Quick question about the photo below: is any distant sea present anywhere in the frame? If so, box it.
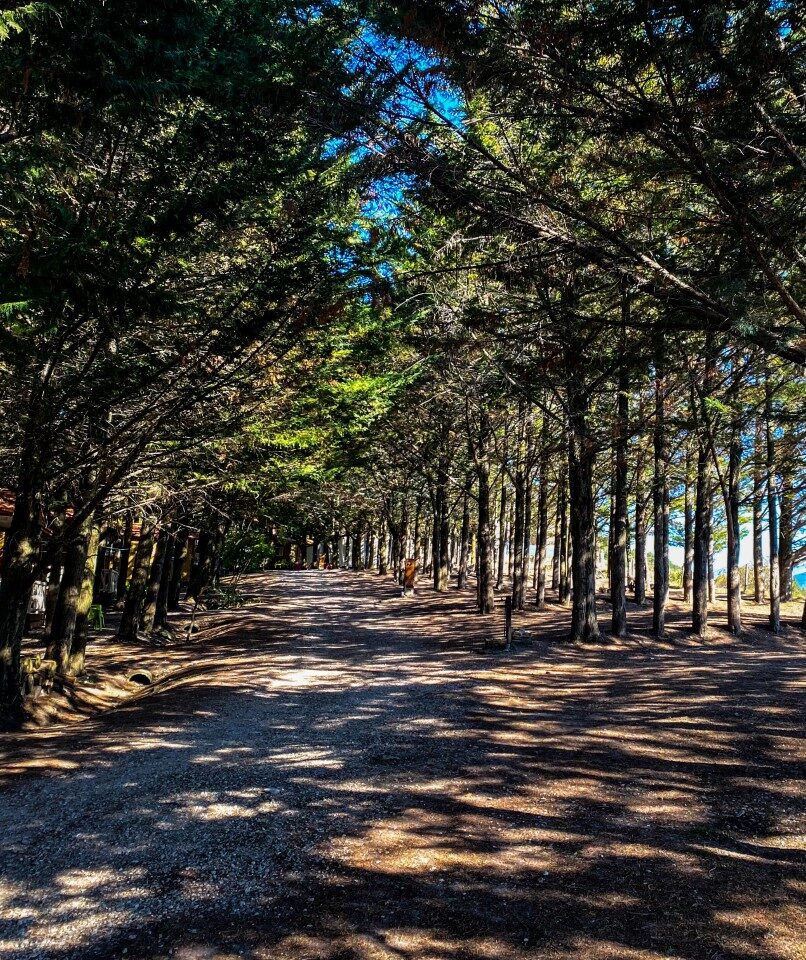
[796,572,806,589]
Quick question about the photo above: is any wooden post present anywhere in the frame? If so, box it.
[504,596,513,650]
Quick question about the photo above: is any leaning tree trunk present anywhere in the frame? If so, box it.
[611,336,629,637]
[66,520,101,677]
[567,382,599,643]
[118,520,156,643]
[0,467,42,723]
[476,411,495,614]
[652,352,669,639]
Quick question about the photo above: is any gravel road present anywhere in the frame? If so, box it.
[1,571,804,960]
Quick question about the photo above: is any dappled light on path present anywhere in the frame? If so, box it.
[1,571,804,960]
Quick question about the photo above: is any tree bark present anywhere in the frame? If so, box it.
[118,520,156,642]
[512,412,527,609]
[726,406,743,635]
[558,466,570,605]
[753,418,764,602]
[46,512,95,674]
[457,489,470,589]
[378,515,388,575]
[117,513,133,603]
[683,444,694,604]
[567,382,599,642]
[611,333,629,637]
[168,526,190,610]
[154,529,177,629]
[765,374,780,632]
[141,528,169,633]
[779,458,794,602]
[535,438,549,609]
[476,411,495,614]
[496,474,507,590]
[66,520,101,677]
[652,352,669,639]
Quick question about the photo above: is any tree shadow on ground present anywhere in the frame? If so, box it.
[0,571,804,960]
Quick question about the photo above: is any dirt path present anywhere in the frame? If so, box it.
[1,572,804,960]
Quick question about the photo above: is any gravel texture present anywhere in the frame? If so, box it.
[0,571,804,960]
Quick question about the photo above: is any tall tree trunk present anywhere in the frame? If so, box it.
[168,526,190,610]
[117,513,133,602]
[683,444,694,604]
[46,512,94,673]
[693,452,710,636]
[118,520,156,642]
[154,529,177,629]
[765,374,780,633]
[567,382,599,642]
[476,411,495,614]
[141,528,169,633]
[551,497,561,591]
[535,434,549,609]
[558,466,570,605]
[378,515,388,575]
[707,493,715,605]
[187,528,212,602]
[399,500,409,586]
[652,352,669,639]
[726,411,743,635]
[512,410,527,609]
[779,459,794,602]
[66,520,101,677]
[457,490,470,590]
[611,333,629,637]
[753,419,764,602]
[438,493,449,592]
[496,475,507,590]
[522,464,533,601]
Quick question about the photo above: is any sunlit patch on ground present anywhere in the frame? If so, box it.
[0,571,804,960]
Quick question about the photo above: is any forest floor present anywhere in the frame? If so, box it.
[0,571,804,960]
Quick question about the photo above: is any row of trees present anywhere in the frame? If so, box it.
[1,0,803,723]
